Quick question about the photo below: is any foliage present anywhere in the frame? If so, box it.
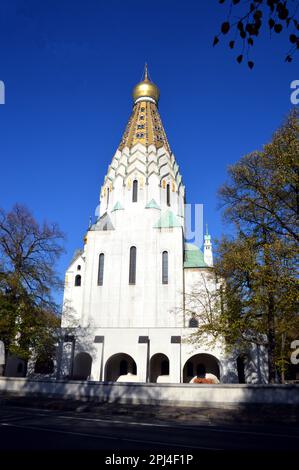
[214,0,299,67]
[0,204,64,370]
[189,110,299,382]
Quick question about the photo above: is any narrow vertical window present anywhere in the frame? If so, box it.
[166,184,170,206]
[75,274,81,286]
[132,180,138,202]
[106,187,110,209]
[162,251,168,284]
[129,246,136,284]
[98,253,104,286]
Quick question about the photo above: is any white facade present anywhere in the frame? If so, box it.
[60,70,266,385]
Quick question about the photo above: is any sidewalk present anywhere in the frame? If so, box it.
[1,395,298,428]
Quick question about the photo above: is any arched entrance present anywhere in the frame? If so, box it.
[34,357,54,375]
[73,352,92,380]
[105,353,137,382]
[150,353,170,383]
[237,355,246,384]
[183,353,220,383]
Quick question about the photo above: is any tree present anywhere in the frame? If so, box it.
[215,234,298,383]
[219,110,299,382]
[214,0,299,67]
[0,204,65,373]
[189,110,299,383]
[219,109,299,246]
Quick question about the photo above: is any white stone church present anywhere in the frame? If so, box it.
[60,67,266,384]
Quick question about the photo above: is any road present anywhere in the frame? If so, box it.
[0,405,297,464]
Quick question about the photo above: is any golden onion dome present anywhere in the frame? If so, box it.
[132,64,160,104]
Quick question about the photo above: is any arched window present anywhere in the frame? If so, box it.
[166,184,170,206]
[75,274,81,286]
[129,246,137,284]
[77,265,81,271]
[98,253,104,286]
[162,251,168,284]
[132,180,138,202]
[106,187,110,209]
[189,315,199,327]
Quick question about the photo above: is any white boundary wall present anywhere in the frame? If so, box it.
[0,378,298,406]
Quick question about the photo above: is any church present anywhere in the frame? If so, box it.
[60,66,266,385]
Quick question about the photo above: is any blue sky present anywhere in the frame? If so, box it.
[0,1,297,304]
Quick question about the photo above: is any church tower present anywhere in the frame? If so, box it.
[98,64,185,221]
[61,66,234,385]
[62,65,186,333]
[203,225,213,267]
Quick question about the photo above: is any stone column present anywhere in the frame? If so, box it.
[138,336,149,383]
[91,336,105,381]
[170,336,181,383]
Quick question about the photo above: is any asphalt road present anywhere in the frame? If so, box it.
[0,405,297,464]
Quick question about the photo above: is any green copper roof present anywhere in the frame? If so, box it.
[154,210,182,228]
[184,243,207,268]
[145,199,161,210]
[112,201,124,212]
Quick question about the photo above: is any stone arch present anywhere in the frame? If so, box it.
[105,353,137,382]
[149,353,170,383]
[4,356,26,377]
[73,352,92,380]
[183,353,220,383]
